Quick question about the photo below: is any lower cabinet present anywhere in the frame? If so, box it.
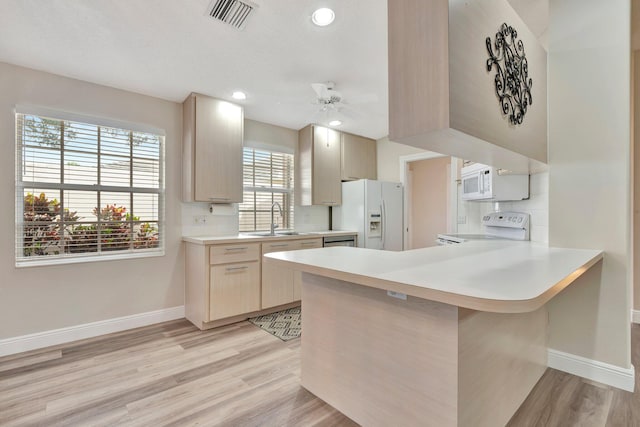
[262,238,322,309]
[185,236,323,329]
[209,261,260,320]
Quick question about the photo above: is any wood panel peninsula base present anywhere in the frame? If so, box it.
[264,242,603,427]
[301,273,546,427]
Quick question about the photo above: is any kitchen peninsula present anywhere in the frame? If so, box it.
[264,241,603,427]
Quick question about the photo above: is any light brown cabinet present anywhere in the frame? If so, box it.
[185,236,326,330]
[341,133,377,181]
[261,237,322,308]
[185,242,261,329]
[182,93,243,203]
[298,124,342,206]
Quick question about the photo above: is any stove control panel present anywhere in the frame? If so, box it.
[482,211,529,229]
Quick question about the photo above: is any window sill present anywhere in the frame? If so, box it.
[15,249,165,268]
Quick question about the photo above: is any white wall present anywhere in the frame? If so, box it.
[457,172,549,243]
[376,136,425,182]
[547,0,631,368]
[0,62,184,339]
[181,119,329,237]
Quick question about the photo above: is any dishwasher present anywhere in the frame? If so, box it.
[323,235,357,247]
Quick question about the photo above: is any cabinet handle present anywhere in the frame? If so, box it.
[225,247,248,251]
[321,201,335,205]
[209,197,230,201]
[269,244,289,248]
[301,242,317,246]
[225,266,249,272]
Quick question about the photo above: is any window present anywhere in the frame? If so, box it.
[239,148,294,232]
[15,111,164,265]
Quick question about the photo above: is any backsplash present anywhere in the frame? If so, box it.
[181,203,239,237]
[456,172,549,243]
[181,202,329,237]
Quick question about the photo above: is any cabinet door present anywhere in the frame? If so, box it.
[194,95,243,203]
[261,241,296,309]
[209,261,260,320]
[341,133,377,181]
[312,126,342,205]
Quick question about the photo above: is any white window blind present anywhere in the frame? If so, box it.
[15,113,164,265]
[239,148,294,232]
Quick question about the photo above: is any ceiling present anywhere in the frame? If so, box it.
[0,0,547,140]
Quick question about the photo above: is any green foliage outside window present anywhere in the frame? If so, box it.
[23,192,159,257]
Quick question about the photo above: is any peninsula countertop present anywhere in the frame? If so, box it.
[263,241,603,313]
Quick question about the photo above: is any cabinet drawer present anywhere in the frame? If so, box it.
[261,241,297,255]
[210,243,260,265]
[209,261,260,320]
[294,238,323,250]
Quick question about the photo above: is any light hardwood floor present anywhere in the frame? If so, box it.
[0,321,637,426]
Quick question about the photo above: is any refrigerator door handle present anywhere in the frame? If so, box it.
[381,201,386,249]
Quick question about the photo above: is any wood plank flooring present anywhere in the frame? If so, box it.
[0,321,637,426]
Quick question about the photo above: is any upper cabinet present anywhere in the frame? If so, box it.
[298,124,342,206]
[341,133,377,181]
[183,93,243,203]
[388,0,547,173]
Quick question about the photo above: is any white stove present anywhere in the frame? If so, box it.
[437,211,530,245]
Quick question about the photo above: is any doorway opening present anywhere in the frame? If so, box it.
[400,152,458,250]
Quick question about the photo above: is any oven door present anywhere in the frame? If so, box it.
[461,169,492,200]
[461,172,483,200]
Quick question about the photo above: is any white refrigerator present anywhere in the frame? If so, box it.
[332,180,404,251]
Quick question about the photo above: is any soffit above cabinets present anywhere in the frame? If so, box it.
[388,0,548,173]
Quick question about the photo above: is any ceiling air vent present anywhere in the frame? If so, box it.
[206,0,257,30]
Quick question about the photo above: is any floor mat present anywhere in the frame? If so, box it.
[248,306,301,341]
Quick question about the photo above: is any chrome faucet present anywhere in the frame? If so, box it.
[270,201,283,236]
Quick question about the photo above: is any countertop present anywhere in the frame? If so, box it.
[263,241,603,313]
[182,230,358,245]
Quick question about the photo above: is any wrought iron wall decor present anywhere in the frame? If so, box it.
[486,23,533,125]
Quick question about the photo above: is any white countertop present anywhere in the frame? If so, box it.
[264,241,603,313]
[183,230,357,245]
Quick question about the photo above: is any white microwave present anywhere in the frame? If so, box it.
[461,163,529,201]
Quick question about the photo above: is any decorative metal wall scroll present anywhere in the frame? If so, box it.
[486,23,533,125]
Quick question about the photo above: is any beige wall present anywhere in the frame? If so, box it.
[409,157,450,248]
[0,62,184,339]
[633,6,640,313]
[376,136,425,182]
[547,0,631,368]
[631,50,640,310]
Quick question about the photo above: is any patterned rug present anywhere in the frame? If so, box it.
[249,306,301,341]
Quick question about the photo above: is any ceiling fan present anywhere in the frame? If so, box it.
[311,81,342,107]
[310,81,355,126]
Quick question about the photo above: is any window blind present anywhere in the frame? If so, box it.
[239,148,294,232]
[15,113,164,265]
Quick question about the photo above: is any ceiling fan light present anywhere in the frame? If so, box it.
[312,8,335,26]
[329,120,342,127]
[232,91,246,100]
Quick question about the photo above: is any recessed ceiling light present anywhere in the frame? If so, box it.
[312,8,335,26]
[329,120,342,126]
[232,91,246,100]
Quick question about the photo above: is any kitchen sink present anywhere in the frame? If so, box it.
[246,231,306,237]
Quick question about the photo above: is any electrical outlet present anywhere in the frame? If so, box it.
[457,216,467,224]
[194,215,207,225]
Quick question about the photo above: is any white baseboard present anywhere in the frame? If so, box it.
[632,309,640,324]
[0,306,185,358]
[548,348,635,392]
